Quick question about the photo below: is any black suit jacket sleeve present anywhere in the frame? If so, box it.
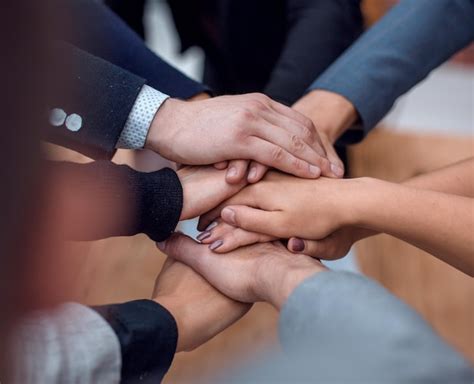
[265,0,363,105]
[46,43,146,159]
[60,0,210,99]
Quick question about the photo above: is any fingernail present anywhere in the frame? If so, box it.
[205,221,218,231]
[227,167,237,178]
[197,231,211,241]
[209,240,223,251]
[248,167,257,180]
[222,207,236,225]
[157,241,166,251]
[291,238,305,252]
[331,163,344,177]
[309,165,320,177]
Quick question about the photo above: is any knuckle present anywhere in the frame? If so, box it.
[290,134,305,152]
[271,146,285,162]
[291,157,306,171]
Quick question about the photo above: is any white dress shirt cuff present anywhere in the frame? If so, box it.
[116,85,169,149]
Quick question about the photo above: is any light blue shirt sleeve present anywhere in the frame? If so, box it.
[310,0,474,142]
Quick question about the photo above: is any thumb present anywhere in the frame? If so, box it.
[157,233,205,269]
[221,205,282,237]
[287,237,325,259]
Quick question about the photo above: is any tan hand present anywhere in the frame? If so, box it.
[158,233,326,309]
[153,257,251,352]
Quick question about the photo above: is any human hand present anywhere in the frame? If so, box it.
[152,257,251,352]
[286,228,376,259]
[177,165,247,221]
[198,220,373,260]
[147,93,343,180]
[199,172,366,241]
[158,233,326,309]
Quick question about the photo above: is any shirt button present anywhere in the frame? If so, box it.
[49,108,67,127]
[65,113,83,132]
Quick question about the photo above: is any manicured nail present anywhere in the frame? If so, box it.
[309,165,320,177]
[205,221,218,231]
[197,231,211,241]
[291,238,305,252]
[157,241,166,251]
[331,163,344,177]
[209,240,223,251]
[227,167,237,178]
[222,207,236,225]
[248,167,257,180]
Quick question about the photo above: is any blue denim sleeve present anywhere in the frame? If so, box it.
[310,0,474,141]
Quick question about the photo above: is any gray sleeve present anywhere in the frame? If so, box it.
[275,271,473,383]
[11,303,121,384]
[309,0,474,141]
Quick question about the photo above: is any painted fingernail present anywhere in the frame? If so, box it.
[222,208,236,225]
[209,240,224,251]
[227,167,237,178]
[205,221,218,231]
[248,167,257,180]
[309,165,320,176]
[331,163,344,177]
[291,238,305,252]
[197,231,211,241]
[156,241,166,251]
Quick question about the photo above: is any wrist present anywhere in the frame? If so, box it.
[293,90,357,143]
[257,255,325,310]
[346,177,388,228]
[145,98,182,157]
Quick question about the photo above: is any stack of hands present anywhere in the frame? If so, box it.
[145,92,363,352]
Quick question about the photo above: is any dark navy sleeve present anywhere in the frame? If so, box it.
[60,0,210,99]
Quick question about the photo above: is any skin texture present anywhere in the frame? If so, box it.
[152,258,251,352]
[177,166,247,221]
[146,93,343,180]
[158,234,326,310]
[198,160,474,276]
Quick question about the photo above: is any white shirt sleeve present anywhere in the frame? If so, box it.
[116,85,169,149]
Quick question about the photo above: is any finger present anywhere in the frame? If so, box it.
[248,137,322,179]
[252,123,332,176]
[320,136,345,178]
[197,189,256,231]
[157,233,208,271]
[226,160,250,184]
[214,161,229,170]
[260,109,326,158]
[198,221,275,252]
[287,237,346,260]
[220,205,286,238]
[247,161,268,183]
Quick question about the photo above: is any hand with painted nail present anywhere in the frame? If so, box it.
[147,93,342,180]
[198,172,368,244]
[198,220,374,260]
[158,233,326,309]
[177,165,247,220]
[153,257,251,352]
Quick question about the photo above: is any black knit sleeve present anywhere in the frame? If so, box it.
[93,300,178,383]
[48,161,182,242]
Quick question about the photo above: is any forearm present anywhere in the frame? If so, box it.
[402,157,474,197]
[350,178,474,275]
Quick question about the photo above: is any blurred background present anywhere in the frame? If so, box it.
[49,1,473,382]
